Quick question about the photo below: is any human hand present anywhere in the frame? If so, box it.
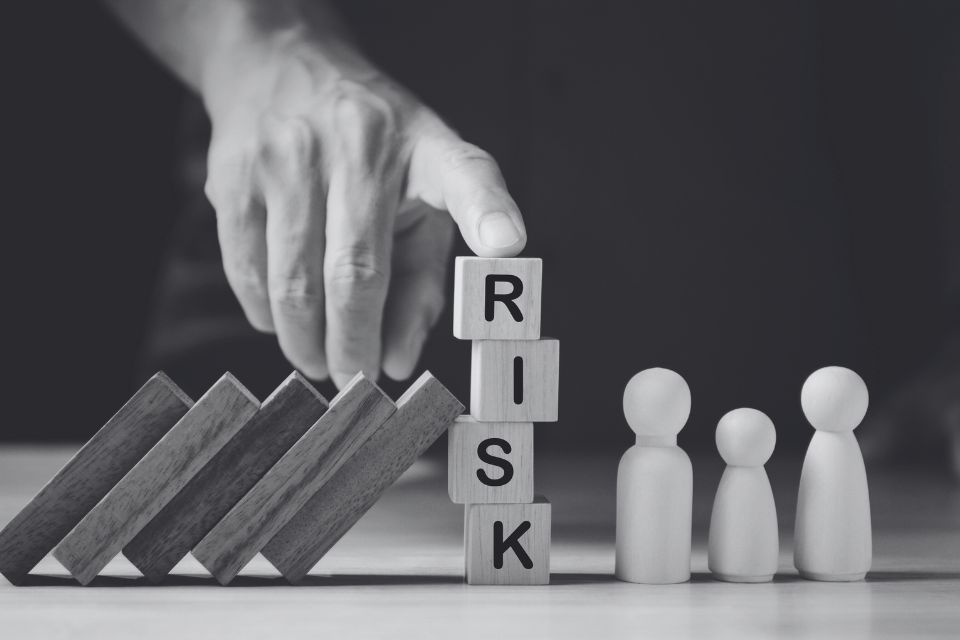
[201,33,526,387]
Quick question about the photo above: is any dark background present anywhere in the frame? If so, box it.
[2,2,957,461]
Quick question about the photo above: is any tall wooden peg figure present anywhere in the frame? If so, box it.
[795,366,872,582]
[615,368,693,584]
[708,408,779,582]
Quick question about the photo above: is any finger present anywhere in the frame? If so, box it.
[323,141,399,388]
[261,129,329,380]
[382,207,455,381]
[205,165,273,332]
[409,132,527,258]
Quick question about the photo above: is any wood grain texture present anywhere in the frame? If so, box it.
[448,417,534,504]
[453,257,542,340]
[0,373,192,585]
[471,339,560,422]
[192,374,396,585]
[465,496,551,585]
[122,373,328,582]
[52,374,259,585]
[262,371,464,583]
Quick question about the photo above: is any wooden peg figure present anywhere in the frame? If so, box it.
[795,366,872,581]
[708,408,779,582]
[615,368,693,584]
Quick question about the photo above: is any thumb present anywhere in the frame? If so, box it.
[408,132,527,257]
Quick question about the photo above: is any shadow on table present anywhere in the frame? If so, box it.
[547,571,960,585]
[864,571,960,582]
[14,573,464,587]
[14,570,960,588]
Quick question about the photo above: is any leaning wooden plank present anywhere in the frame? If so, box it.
[0,373,192,585]
[122,372,329,582]
[51,373,259,585]
[262,371,464,583]
[192,373,396,585]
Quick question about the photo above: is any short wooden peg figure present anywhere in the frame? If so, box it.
[615,368,693,584]
[708,408,779,583]
[795,366,872,582]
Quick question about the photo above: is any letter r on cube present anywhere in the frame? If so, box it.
[454,257,542,340]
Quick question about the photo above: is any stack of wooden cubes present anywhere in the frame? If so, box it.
[448,257,560,585]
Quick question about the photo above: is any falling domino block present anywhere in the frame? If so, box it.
[262,371,464,583]
[448,417,534,504]
[122,372,329,582]
[471,339,560,422]
[52,374,259,585]
[454,257,542,340]
[192,374,395,585]
[465,496,551,585]
[0,373,192,585]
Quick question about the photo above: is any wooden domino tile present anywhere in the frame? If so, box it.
[0,373,192,585]
[470,339,560,422]
[465,496,551,585]
[453,257,542,340]
[262,371,464,583]
[192,374,396,585]
[448,417,534,504]
[52,373,259,585]
[122,372,329,582]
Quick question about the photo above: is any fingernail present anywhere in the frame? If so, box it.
[478,211,522,249]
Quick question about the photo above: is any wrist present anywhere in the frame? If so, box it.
[200,1,373,117]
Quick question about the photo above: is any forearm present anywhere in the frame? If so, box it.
[102,0,366,100]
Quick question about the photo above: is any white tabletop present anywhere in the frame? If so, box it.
[1,445,958,639]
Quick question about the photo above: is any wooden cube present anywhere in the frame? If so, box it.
[465,497,551,585]
[454,257,542,340]
[448,417,534,504]
[471,339,559,422]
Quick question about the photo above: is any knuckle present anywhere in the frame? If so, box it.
[205,156,254,209]
[257,116,321,172]
[269,272,323,317]
[326,249,388,306]
[442,142,497,172]
[329,88,398,166]
[332,88,393,134]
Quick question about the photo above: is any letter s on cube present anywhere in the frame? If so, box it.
[448,417,534,504]
[453,257,542,340]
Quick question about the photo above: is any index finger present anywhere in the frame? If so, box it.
[409,133,527,258]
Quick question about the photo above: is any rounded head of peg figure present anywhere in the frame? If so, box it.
[623,368,691,437]
[800,366,869,433]
[716,408,776,467]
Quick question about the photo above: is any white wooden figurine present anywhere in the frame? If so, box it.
[708,408,779,582]
[794,366,872,581]
[615,368,693,584]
